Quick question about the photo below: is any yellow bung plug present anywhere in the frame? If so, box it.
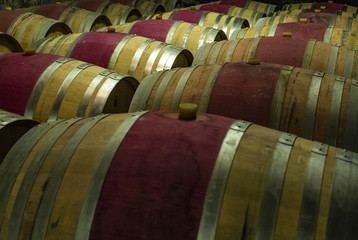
[107,26,116,32]
[328,0,333,2]
[320,6,326,9]
[314,9,321,13]
[155,15,162,19]
[247,58,260,65]
[56,2,61,4]
[283,32,292,37]
[299,18,308,23]
[190,6,196,10]
[179,103,198,120]
[23,48,36,56]
[5,7,11,11]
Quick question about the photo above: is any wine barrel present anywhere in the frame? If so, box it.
[0,52,138,123]
[74,0,142,26]
[145,10,249,39]
[193,36,358,80]
[0,11,72,49]
[232,22,358,49]
[282,2,358,14]
[0,109,38,163]
[199,4,266,25]
[257,12,341,28]
[0,111,357,240]
[130,0,165,16]
[220,0,277,15]
[130,62,358,151]
[158,0,183,11]
[0,32,22,54]
[34,32,193,81]
[100,19,226,55]
[260,12,358,32]
[29,4,111,33]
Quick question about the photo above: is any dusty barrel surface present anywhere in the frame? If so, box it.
[102,19,226,55]
[0,52,138,123]
[31,4,111,33]
[0,11,72,49]
[0,109,38,163]
[34,32,192,81]
[0,32,22,54]
[198,4,266,25]
[193,36,358,80]
[130,62,358,152]
[233,22,358,48]
[145,10,249,39]
[74,0,142,26]
[0,111,357,239]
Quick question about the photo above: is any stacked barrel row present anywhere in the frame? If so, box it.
[1,0,358,240]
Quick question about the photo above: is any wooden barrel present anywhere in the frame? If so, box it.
[258,12,337,27]
[130,61,358,151]
[130,0,165,16]
[30,4,111,33]
[232,22,358,49]
[0,111,357,240]
[102,19,226,55]
[220,0,276,15]
[259,12,358,32]
[199,4,266,25]
[0,109,38,163]
[0,32,22,54]
[282,3,358,14]
[34,32,193,81]
[74,0,142,26]
[0,11,72,49]
[145,10,249,39]
[0,52,138,123]
[282,2,348,13]
[100,2,141,25]
[158,0,183,11]
[193,36,358,80]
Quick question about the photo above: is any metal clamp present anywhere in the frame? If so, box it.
[77,63,93,70]
[278,132,296,146]
[336,148,353,163]
[230,120,251,132]
[99,70,114,76]
[311,142,329,155]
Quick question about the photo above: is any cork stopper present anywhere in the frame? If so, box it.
[179,103,197,120]
[314,9,321,13]
[283,32,292,37]
[247,58,260,65]
[155,15,162,19]
[5,7,11,11]
[107,26,116,32]
[23,48,36,56]
[299,18,308,23]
